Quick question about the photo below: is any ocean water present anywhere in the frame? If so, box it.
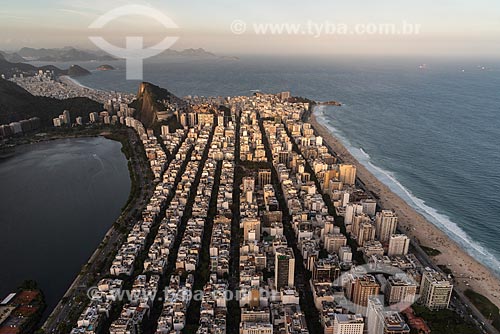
[0,137,130,318]
[40,55,500,277]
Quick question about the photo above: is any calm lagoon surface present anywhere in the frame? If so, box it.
[0,137,130,317]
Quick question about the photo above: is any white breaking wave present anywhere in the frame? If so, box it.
[314,106,500,275]
[359,148,370,158]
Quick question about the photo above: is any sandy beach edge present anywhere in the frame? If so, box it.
[307,107,500,312]
[58,75,93,90]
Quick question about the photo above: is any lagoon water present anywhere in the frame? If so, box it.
[72,55,500,277]
[0,137,130,317]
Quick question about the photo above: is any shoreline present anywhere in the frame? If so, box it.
[312,106,500,276]
[2,128,118,152]
[42,127,152,332]
[58,75,93,90]
[308,106,500,310]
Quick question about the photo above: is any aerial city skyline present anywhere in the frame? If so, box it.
[1,1,500,334]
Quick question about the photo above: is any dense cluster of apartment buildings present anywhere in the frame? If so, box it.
[10,70,135,104]
[70,91,454,334]
[229,93,452,334]
[0,117,40,138]
[195,117,235,334]
[72,105,192,333]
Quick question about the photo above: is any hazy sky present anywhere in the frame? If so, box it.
[1,0,499,56]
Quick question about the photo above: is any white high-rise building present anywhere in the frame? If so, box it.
[385,274,417,305]
[339,246,353,263]
[361,199,377,217]
[375,210,398,243]
[345,203,363,225]
[420,268,453,310]
[333,314,364,334]
[367,297,410,334]
[367,297,384,334]
[387,234,410,256]
[324,233,347,254]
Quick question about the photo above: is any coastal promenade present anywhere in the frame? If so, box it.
[309,107,500,332]
[41,128,154,333]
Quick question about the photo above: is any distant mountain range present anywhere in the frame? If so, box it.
[155,48,239,60]
[0,53,65,77]
[0,47,238,63]
[157,48,239,60]
[0,78,101,125]
[0,51,26,63]
[0,53,90,78]
[160,48,217,58]
[17,47,115,62]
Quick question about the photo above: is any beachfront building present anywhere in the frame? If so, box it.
[375,210,399,243]
[338,164,357,186]
[420,268,453,310]
[387,234,410,256]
